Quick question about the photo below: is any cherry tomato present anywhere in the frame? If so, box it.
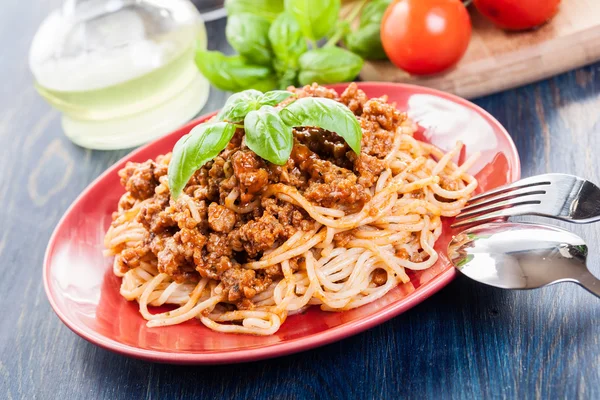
[473,0,561,31]
[381,0,471,76]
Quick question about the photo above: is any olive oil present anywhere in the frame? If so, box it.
[29,1,209,149]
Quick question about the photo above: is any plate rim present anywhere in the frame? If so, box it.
[43,82,521,364]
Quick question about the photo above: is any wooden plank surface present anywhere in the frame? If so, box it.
[1,0,599,399]
[359,0,600,99]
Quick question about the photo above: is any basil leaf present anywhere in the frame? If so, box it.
[195,51,273,92]
[345,24,387,60]
[280,97,362,154]
[345,0,390,60]
[217,89,293,122]
[217,89,263,122]
[259,90,294,106]
[250,76,279,92]
[245,106,293,165]
[168,122,237,199]
[360,0,391,28]
[226,13,273,66]
[276,68,298,89]
[284,0,340,41]
[298,47,363,85]
[224,0,284,21]
[268,13,307,72]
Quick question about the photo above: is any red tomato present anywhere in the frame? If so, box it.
[381,0,471,76]
[473,0,561,31]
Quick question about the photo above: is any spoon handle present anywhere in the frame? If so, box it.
[577,269,600,298]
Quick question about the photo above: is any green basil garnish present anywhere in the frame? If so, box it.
[268,12,307,73]
[168,90,363,199]
[195,51,274,92]
[218,90,294,122]
[224,0,284,21]
[168,122,237,199]
[280,97,362,154]
[258,90,295,106]
[226,13,273,66]
[217,90,263,122]
[297,47,363,86]
[245,106,293,165]
[284,0,340,42]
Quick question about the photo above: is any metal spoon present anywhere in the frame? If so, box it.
[448,222,600,298]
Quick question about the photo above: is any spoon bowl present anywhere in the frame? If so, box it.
[448,222,600,297]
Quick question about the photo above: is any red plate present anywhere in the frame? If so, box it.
[44,83,520,364]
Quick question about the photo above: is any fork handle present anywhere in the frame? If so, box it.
[577,269,600,298]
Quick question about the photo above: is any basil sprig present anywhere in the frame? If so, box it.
[217,90,294,122]
[169,122,237,199]
[168,90,362,199]
[197,0,368,92]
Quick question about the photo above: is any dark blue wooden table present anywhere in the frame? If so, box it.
[1,1,599,398]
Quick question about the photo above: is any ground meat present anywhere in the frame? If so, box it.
[357,98,407,159]
[137,192,175,233]
[118,245,149,271]
[362,98,404,132]
[200,233,234,277]
[231,150,269,203]
[359,118,395,158]
[334,231,355,247]
[303,157,370,210]
[286,82,338,100]
[304,175,370,210]
[220,267,272,302]
[156,228,206,282]
[354,153,387,188]
[208,203,237,233]
[396,248,410,259]
[372,269,387,286]
[119,160,160,200]
[440,176,460,191]
[340,82,368,115]
[117,194,136,211]
[234,212,286,258]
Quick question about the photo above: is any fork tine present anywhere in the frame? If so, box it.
[451,203,542,229]
[460,187,546,214]
[454,195,544,223]
[467,175,552,205]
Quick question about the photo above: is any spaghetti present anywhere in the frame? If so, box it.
[104,83,478,335]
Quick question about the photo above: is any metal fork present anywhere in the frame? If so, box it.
[452,173,600,228]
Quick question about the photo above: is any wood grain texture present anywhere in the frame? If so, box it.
[357,0,600,99]
[1,1,599,399]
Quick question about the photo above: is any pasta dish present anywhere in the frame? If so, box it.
[104,83,478,335]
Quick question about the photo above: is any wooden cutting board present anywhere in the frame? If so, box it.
[351,0,600,99]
